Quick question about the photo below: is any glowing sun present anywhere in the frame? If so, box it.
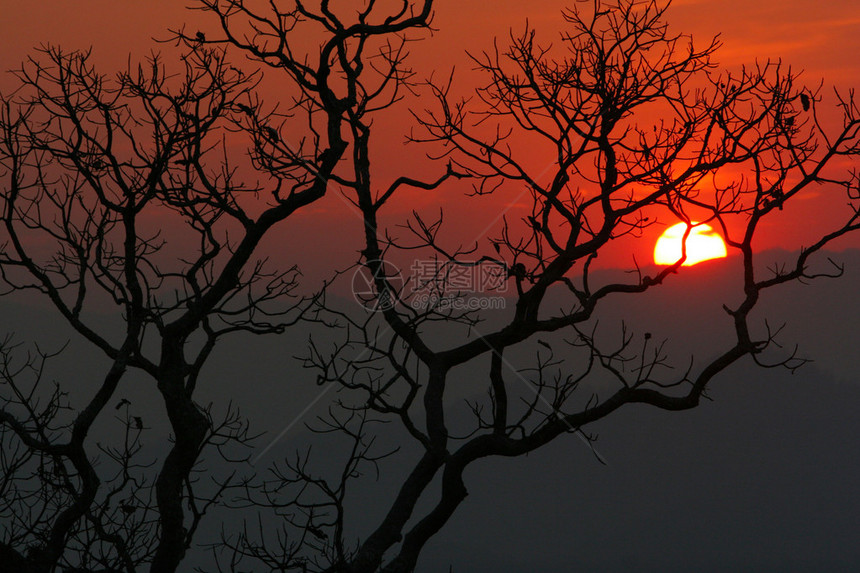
[654,222,727,266]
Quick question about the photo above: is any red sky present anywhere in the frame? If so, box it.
[4,1,858,78]
[2,1,859,281]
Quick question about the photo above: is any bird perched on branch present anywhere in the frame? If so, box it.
[264,126,280,142]
[508,262,527,280]
[235,103,254,115]
[772,187,785,210]
[800,93,811,112]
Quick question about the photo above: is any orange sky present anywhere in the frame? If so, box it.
[2,1,859,280]
[6,1,856,90]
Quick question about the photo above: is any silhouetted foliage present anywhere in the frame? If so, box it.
[217,2,860,572]
[0,1,432,566]
[1,1,858,572]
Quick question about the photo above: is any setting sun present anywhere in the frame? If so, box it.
[654,222,728,266]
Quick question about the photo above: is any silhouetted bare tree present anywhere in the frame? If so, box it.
[2,0,859,572]
[0,0,437,568]
[0,42,316,572]
[215,1,860,572]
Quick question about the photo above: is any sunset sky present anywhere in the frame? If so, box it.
[4,1,859,80]
[3,0,859,280]
[2,3,859,571]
